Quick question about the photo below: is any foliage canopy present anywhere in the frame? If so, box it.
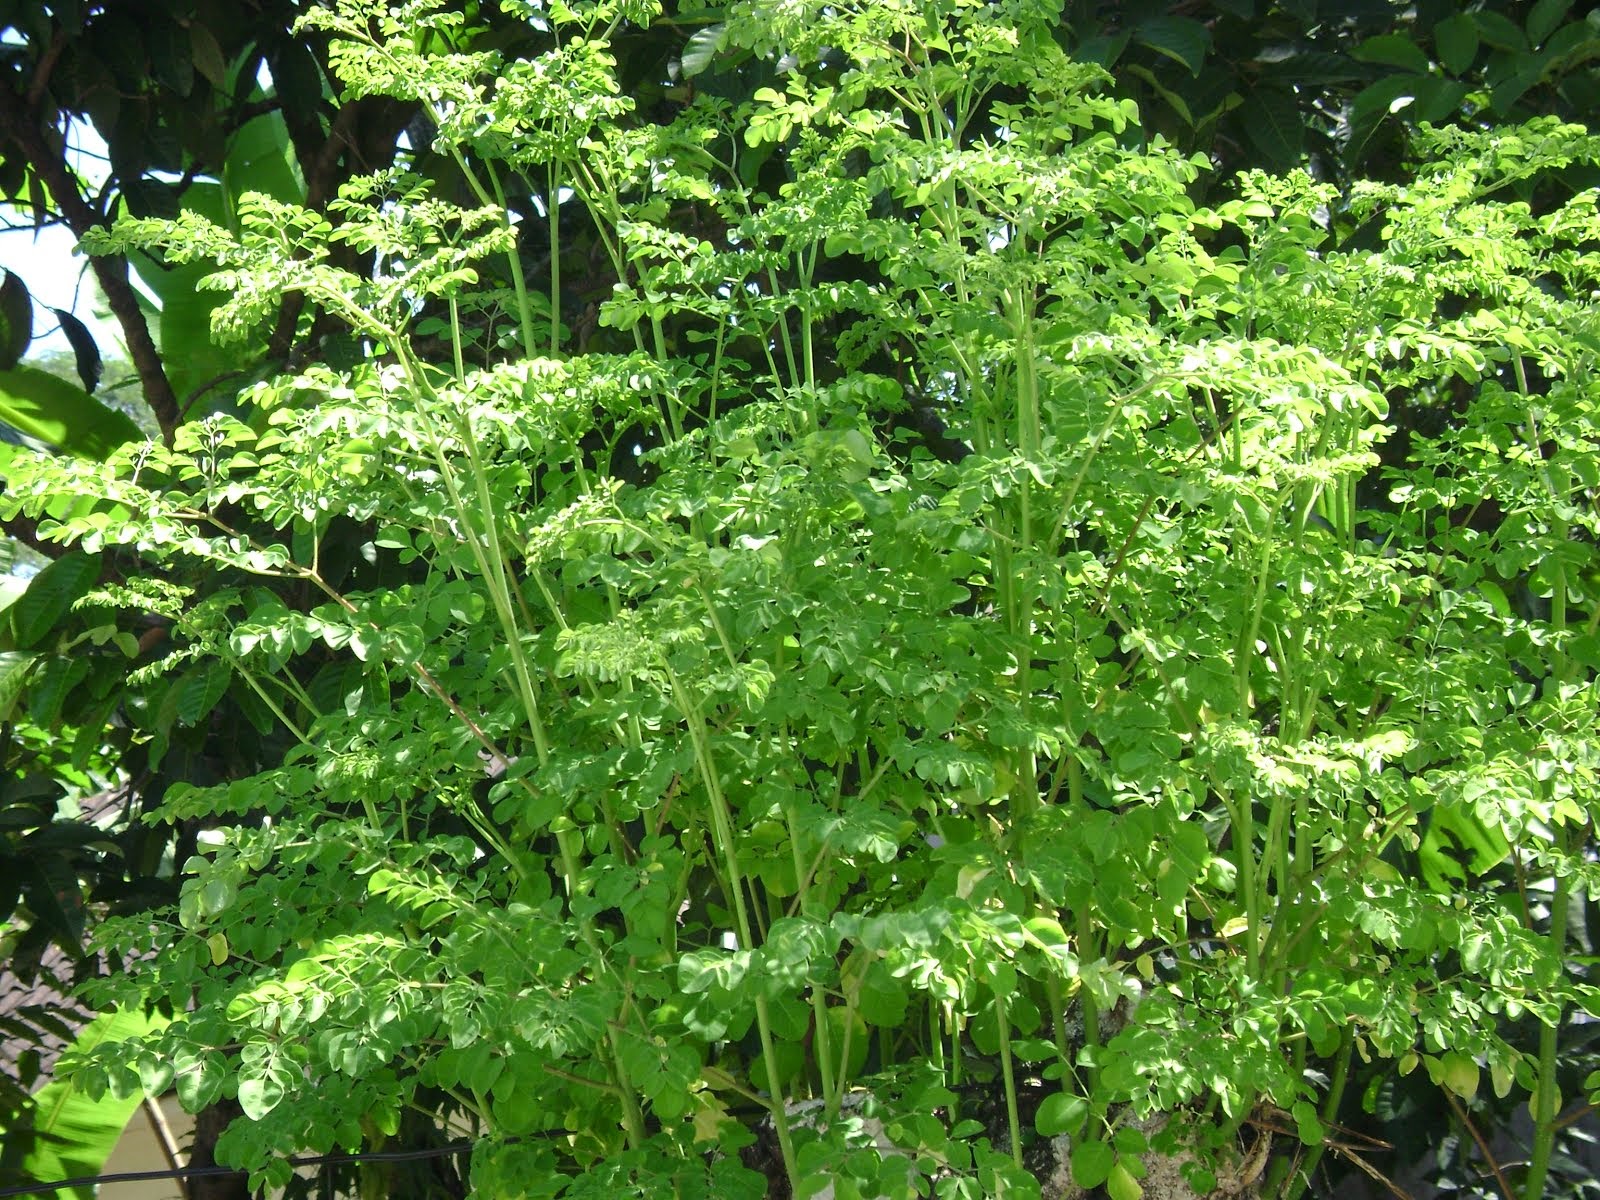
[2,2,1600,1199]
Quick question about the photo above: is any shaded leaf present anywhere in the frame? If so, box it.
[680,24,725,77]
[1433,14,1480,75]
[1474,10,1528,52]
[51,310,103,393]
[1527,0,1573,47]
[0,269,32,369]
[1242,86,1304,171]
[11,551,101,649]
[190,22,229,88]
[1351,34,1431,74]
[1135,16,1210,75]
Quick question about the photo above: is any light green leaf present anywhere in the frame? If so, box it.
[238,1073,285,1120]
[0,367,143,458]
[0,649,38,720]
[1071,1139,1116,1188]
[1107,1161,1143,1200]
[1035,1091,1089,1137]
[19,1007,169,1200]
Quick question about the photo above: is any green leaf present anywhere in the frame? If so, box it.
[1433,14,1480,75]
[1107,1161,1143,1200]
[176,660,232,726]
[0,269,32,369]
[1035,1091,1089,1137]
[1291,1099,1325,1145]
[189,22,228,88]
[1134,16,1210,75]
[1071,1139,1116,1188]
[1474,10,1528,52]
[680,24,725,77]
[1351,34,1431,74]
[0,650,38,720]
[1241,86,1304,171]
[1527,0,1573,47]
[12,551,101,649]
[0,366,142,458]
[238,1072,285,1120]
[18,1007,168,1200]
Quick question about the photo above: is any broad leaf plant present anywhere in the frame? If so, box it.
[4,0,1599,1197]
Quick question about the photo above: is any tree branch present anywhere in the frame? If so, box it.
[0,83,180,443]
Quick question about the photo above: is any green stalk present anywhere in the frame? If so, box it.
[992,983,1025,1171]
[548,161,562,357]
[785,803,838,1114]
[1280,1027,1355,1200]
[1523,865,1569,1200]
[670,668,800,1193]
[1525,446,1572,1200]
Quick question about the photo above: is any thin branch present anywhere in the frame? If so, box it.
[1444,1090,1516,1200]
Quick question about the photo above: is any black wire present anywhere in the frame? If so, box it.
[0,1141,479,1198]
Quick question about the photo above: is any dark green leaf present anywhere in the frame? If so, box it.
[1527,0,1573,47]
[12,551,101,650]
[0,269,32,369]
[1474,10,1528,52]
[1351,34,1431,74]
[189,22,229,89]
[0,366,143,458]
[176,660,232,726]
[52,309,103,393]
[0,650,38,720]
[1134,16,1210,76]
[1242,86,1304,171]
[1415,77,1470,122]
[1433,14,1480,75]
[268,40,324,129]
[148,15,194,97]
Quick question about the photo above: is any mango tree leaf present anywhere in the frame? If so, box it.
[9,1007,170,1200]
[51,310,103,393]
[0,269,32,369]
[0,367,142,458]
